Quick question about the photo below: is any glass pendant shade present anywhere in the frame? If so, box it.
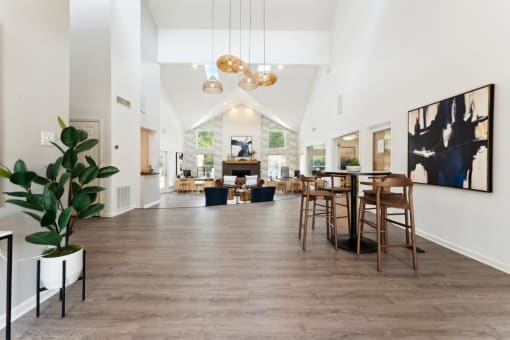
[202,75,223,94]
[239,69,259,90]
[255,71,277,86]
[216,55,243,73]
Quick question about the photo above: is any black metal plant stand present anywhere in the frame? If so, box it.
[1,232,13,340]
[36,250,86,318]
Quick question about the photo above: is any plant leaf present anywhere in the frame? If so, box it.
[71,163,86,178]
[76,139,98,154]
[13,159,28,173]
[97,166,119,178]
[61,127,80,148]
[40,210,57,227]
[62,149,78,169]
[58,207,72,229]
[23,211,42,222]
[71,182,81,197]
[77,129,88,141]
[85,156,97,167]
[79,166,98,185]
[58,116,67,129]
[33,175,50,185]
[46,163,59,180]
[50,142,65,154]
[9,171,36,187]
[4,191,29,197]
[42,189,58,211]
[73,192,91,212]
[6,199,43,211]
[81,186,105,194]
[57,173,70,190]
[25,231,62,247]
[79,203,104,219]
[0,165,12,179]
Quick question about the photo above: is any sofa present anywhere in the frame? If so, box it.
[215,175,264,189]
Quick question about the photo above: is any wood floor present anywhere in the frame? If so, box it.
[13,198,510,339]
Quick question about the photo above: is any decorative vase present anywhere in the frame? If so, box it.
[40,246,83,289]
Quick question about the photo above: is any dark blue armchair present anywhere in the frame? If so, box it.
[250,186,276,203]
[204,187,229,206]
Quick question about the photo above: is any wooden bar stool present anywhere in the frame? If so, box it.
[298,176,339,251]
[325,174,351,234]
[357,175,418,272]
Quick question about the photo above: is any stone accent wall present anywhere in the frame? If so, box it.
[260,116,298,179]
[184,115,223,177]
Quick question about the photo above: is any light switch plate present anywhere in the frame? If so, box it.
[41,131,56,146]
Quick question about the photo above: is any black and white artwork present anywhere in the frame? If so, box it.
[175,152,183,176]
[408,84,494,192]
[231,136,252,158]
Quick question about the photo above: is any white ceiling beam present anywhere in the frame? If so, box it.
[158,29,330,65]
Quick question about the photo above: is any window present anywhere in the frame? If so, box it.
[373,128,391,171]
[336,132,359,170]
[268,131,285,148]
[268,155,286,179]
[196,154,214,178]
[312,155,325,174]
[197,131,214,149]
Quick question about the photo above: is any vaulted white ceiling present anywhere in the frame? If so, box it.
[146,0,338,31]
[147,0,337,131]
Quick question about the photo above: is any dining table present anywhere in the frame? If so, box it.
[325,170,391,253]
[0,231,13,340]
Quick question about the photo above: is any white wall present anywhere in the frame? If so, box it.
[160,90,184,187]
[0,0,70,321]
[299,0,510,273]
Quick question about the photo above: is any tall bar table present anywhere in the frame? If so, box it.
[0,231,13,340]
[325,171,390,253]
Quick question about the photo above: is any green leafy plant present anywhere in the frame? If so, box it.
[0,117,119,254]
[347,159,360,166]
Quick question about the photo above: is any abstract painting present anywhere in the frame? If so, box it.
[408,84,494,192]
[175,152,183,176]
[231,136,252,158]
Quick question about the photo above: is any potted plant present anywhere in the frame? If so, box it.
[346,159,361,172]
[0,117,119,289]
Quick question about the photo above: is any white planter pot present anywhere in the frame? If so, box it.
[346,165,361,172]
[40,246,83,290]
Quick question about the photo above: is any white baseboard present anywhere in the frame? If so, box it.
[0,289,58,331]
[144,200,160,208]
[416,228,510,274]
[101,206,135,218]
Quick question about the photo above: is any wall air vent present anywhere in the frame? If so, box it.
[116,186,131,211]
[116,96,131,108]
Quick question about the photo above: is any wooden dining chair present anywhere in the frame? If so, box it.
[357,175,418,272]
[298,176,339,251]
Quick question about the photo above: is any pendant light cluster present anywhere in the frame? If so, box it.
[203,0,277,95]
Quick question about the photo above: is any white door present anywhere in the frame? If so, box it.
[70,120,102,203]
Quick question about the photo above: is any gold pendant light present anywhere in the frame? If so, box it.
[239,0,259,90]
[203,0,223,94]
[254,0,277,87]
[217,0,243,73]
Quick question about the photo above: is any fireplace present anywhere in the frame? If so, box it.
[232,170,251,177]
[222,160,260,177]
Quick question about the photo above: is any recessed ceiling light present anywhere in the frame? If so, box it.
[223,101,227,105]
[192,64,199,69]
[278,64,284,70]
[342,134,358,141]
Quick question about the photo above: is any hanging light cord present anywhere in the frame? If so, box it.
[248,0,252,66]
[239,0,242,59]
[263,0,266,68]
[211,0,215,65]
[229,0,232,54]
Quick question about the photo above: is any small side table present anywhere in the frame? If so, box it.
[0,231,13,340]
